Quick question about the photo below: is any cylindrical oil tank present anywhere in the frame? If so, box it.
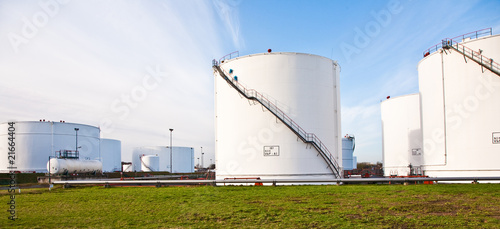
[132,146,194,173]
[141,155,160,172]
[0,121,100,173]
[215,52,342,181]
[122,163,133,172]
[418,34,500,177]
[100,139,121,172]
[380,94,423,177]
[342,136,355,171]
[47,158,102,174]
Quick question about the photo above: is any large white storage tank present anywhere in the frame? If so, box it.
[419,33,500,177]
[381,94,423,176]
[132,146,194,173]
[0,121,101,173]
[100,139,121,172]
[214,52,342,181]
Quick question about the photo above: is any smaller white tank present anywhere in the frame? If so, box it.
[141,155,159,172]
[47,158,102,175]
[122,163,133,172]
[342,135,356,170]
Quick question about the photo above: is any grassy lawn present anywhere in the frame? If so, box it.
[1,184,499,228]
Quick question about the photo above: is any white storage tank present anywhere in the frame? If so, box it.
[100,139,121,172]
[122,163,133,172]
[342,135,356,171]
[141,155,160,172]
[214,52,342,181]
[0,121,101,173]
[132,146,194,173]
[381,94,423,176]
[419,33,500,177]
[47,158,102,175]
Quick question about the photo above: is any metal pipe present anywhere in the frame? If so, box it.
[169,128,173,173]
[53,177,500,185]
[74,128,79,158]
[201,147,204,169]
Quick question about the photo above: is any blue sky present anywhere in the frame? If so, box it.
[1,0,499,164]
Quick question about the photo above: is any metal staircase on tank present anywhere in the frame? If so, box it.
[443,39,500,76]
[423,28,500,77]
[212,60,342,178]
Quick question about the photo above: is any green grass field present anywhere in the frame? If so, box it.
[1,184,499,228]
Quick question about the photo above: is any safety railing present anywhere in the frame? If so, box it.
[442,39,500,75]
[55,150,79,159]
[213,60,341,178]
[423,28,492,57]
[219,51,239,63]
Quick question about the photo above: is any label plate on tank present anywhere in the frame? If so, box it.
[263,146,279,156]
[493,132,500,144]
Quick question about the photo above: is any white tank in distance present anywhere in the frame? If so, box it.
[132,146,194,173]
[100,138,121,172]
[0,121,101,173]
[122,163,133,172]
[380,94,423,177]
[342,135,356,171]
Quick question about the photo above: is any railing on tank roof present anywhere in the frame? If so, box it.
[219,51,239,63]
[212,61,341,178]
[423,28,492,57]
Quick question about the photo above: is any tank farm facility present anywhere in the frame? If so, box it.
[2,28,500,187]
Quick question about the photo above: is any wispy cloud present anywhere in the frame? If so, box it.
[212,0,244,49]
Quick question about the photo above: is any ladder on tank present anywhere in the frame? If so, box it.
[212,60,341,178]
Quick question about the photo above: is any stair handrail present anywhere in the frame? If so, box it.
[213,61,341,177]
[423,28,492,57]
[443,38,500,74]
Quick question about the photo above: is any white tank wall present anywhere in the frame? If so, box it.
[215,52,341,180]
[141,155,160,172]
[171,147,195,173]
[132,146,194,173]
[419,34,500,177]
[100,139,121,172]
[0,121,100,173]
[342,137,355,170]
[381,94,423,176]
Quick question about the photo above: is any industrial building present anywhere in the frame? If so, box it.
[342,135,357,171]
[0,121,121,173]
[131,146,194,173]
[381,28,500,178]
[213,52,342,181]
